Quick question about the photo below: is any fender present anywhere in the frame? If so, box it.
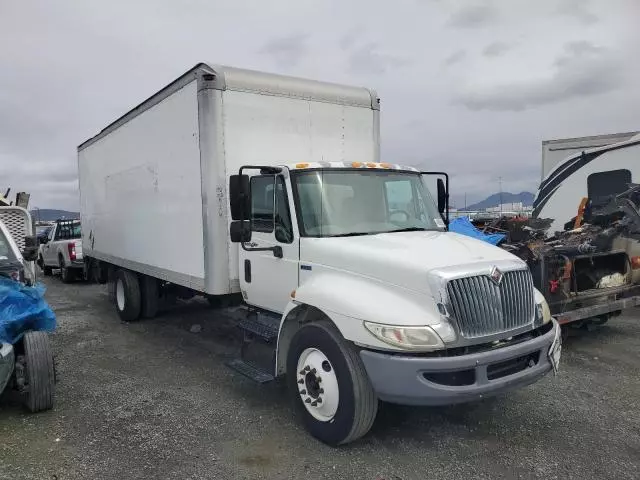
[274,270,443,375]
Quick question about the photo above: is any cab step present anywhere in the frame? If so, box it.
[228,308,280,342]
[226,358,274,383]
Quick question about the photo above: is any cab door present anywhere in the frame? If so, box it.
[239,174,299,313]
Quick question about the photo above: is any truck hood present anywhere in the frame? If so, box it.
[300,231,523,294]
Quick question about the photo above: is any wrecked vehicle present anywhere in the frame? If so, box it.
[0,207,56,412]
[467,187,640,333]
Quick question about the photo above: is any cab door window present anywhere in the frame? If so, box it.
[250,175,294,244]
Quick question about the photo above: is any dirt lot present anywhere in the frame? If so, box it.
[1,277,640,480]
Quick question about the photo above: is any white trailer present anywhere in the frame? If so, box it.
[79,63,560,445]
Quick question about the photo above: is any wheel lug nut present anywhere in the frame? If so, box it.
[319,388,324,394]
[299,370,305,375]
[311,368,316,374]
[298,379,304,384]
[316,398,322,404]
[311,401,318,406]
[305,398,311,403]
[304,366,310,371]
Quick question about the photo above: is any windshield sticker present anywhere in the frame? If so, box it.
[434,218,445,228]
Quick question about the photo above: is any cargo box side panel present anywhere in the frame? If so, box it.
[220,89,377,287]
[78,80,205,290]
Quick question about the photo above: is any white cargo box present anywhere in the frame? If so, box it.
[78,63,380,295]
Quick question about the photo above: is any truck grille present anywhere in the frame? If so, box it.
[446,269,535,338]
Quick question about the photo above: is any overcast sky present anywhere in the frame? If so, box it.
[2,0,639,210]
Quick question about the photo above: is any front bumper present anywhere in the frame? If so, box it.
[360,320,558,406]
[0,343,15,394]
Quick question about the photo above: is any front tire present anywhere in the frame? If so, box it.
[286,321,378,446]
[59,256,73,283]
[115,269,141,322]
[40,256,52,277]
[22,331,55,412]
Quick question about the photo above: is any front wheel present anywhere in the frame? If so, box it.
[21,331,55,412]
[286,321,378,446]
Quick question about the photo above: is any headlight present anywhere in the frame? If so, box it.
[363,322,444,350]
[535,299,552,325]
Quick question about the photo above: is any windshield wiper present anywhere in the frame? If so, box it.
[328,232,376,237]
[385,227,429,233]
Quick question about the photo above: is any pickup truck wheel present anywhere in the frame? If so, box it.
[115,269,142,322]
[286,321,378,446]
[59,256,73,283]
[40,256,52,276]
[22,331,55,413]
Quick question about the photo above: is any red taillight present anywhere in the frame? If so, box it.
[68,242,76,261]
[632,256,640,270]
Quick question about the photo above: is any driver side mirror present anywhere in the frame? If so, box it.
[22,235,39,262]
[230,220,252,243]
[229,174,251,221]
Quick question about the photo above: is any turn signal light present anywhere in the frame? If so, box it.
[351,162,363,168]
[295,163,309,169]
[632,256,640,269]
[68,242,77,261]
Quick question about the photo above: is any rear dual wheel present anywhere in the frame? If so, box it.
[114,270,159,321]
[286,321,378,446]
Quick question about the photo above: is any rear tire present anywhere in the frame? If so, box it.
[140,275,159,319]
[115,269,141,322]
[286,321,378,446]
[22,331,55,413]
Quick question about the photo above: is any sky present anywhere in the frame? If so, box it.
[1,0,639,210]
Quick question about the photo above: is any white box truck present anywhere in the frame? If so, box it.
[78,63,561,445]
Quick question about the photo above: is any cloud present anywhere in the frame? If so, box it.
[456,42,624,111]
[347,43,408,74]
[258,33,310,68]
[339,26,365,51]
[558,0,598,25]
[447,4,497,28]
[482,41,511,57]
[443,49,466,66]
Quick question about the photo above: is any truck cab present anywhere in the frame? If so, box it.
[227,161,561,445]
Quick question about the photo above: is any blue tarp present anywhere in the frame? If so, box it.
[0,278,56,345]
[449,216,507,246]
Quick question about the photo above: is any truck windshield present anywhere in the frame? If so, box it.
[292,170,445,237]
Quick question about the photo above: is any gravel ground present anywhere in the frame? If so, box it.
[1,276,639,479]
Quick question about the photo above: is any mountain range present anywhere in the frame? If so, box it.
[457,192,535,211]
[31,209,79,222]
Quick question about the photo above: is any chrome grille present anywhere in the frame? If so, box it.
[446,269,535,338]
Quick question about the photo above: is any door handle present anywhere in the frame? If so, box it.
[244,259,251,283]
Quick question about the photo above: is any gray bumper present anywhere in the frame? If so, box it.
[360,320,558,406]
[0,343,15,394]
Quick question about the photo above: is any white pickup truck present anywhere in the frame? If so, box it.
[38,219,83,282]
[78,64,561,445]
